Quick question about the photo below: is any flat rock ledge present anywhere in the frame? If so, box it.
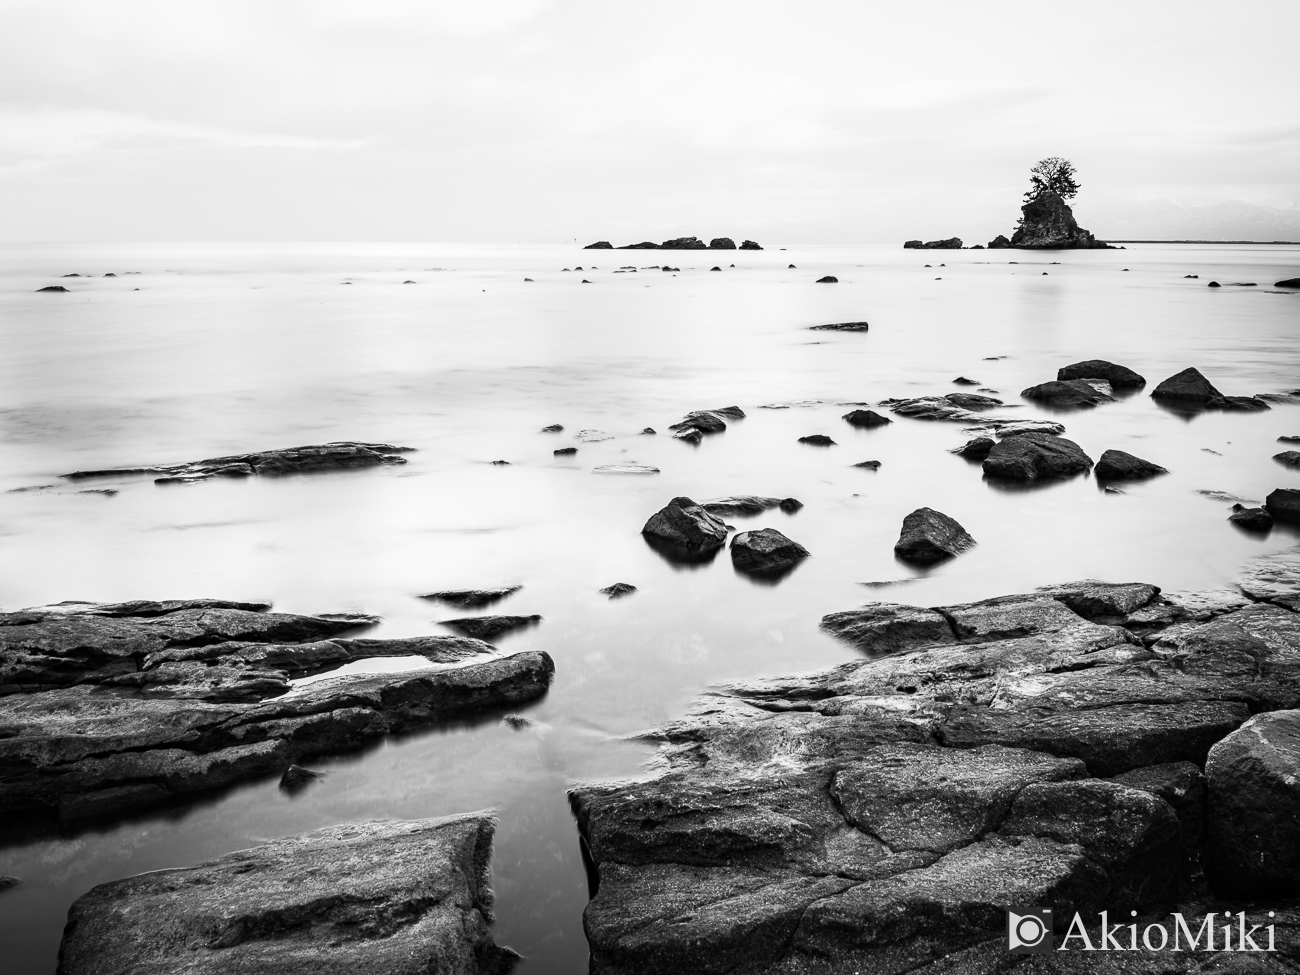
[0,599,554,824]
[570,566,1300,974]
[61,441,414,484]
[57,813,518,975]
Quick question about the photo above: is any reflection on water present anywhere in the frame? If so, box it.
[1,242,1299,973]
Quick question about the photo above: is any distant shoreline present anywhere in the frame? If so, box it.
[1107,239,1300,245]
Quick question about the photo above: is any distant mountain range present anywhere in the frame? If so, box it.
[1078,200,1300,242]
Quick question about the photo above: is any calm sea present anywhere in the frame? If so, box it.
[1,242,1298,972]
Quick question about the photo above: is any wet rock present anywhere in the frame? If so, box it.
[279,764,326,793]
[1275,278,1300,288]
[808,321,869,332]
[419,587,521,608]
[842,409,891,429]
[63,442,414,483]
[1094,449,1168,481]
[660,236,707,250]
[1275,450,1300,469]
[1205,710,1300,897]
[982,432,1093,481]
[1151,366,1269,411]
[502,714,537,730]
[592,464,660,475]
[952,376,979,385]
[1109,761,1206,851]
[1057,359,1146,389]
[798,435,835,446]
[57,814,519,975]
[37,285,70,292]
[739,240,762,250]
[709,238,736,249]
[701,496,802,517]
[668,410,727,435]
[575,429,614,442]
[730,528,810,578]
[878,396,1041,434]
[988,419,1066,437]
[673,428,702,444]
[640,427,656,435]
[943,392,1002,410]
[599,583,637,599]
[642,497,728,558]
[0,602,554,822]
[894,507,975,565]
[815,275,838,283]
[820,603,957,655]
[1236,547,1300,610]
[1229,504,1273,532]
[554,447,578,456]
[584,241,613,248]
[439,615,542,641]
[952,437,996,460]
[851,460,882,470]
[1021,379,1114,408]
[540,423,564,432]
[1267,488,1300,524]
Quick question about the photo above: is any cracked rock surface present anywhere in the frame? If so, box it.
[570,570,1300,973]
[57,813,519,975]
[0,599,554,824]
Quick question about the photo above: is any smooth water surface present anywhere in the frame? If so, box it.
[1,242,1298,972]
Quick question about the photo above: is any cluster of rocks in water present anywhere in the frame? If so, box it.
[905,190,1114,250]
[584,237,762,250]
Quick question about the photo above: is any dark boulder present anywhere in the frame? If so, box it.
[815,275,838,283]
[1275,278,1300,288]
[617,241,661,249]
[1266,488,1300,524]
[982,432,1093,481]
[1150,367,1229,407]
[1007,190,1112,249]
[987,235,1011,249]
[0,876,19,891]
[852,460,882,470]
[57,815,519,975]
[279,764,326,794]
[952,437,995,460]
[798,434,836,446]
[641,497,728,557]
[1109,762,1206,852]
[554,447,578,456]
[599,583,637,599]
[1094,449,1168,481]
[584,241,614,249]
[708,238,736,249]
[739,240,762,250]
[660,237,707,250]
[952,376,979,385]
[540,423,564,432]
[709,266,721,271]
[37,285,70,292]
[903,240,923,248]
[1229,504,1273,532]
[842,409,891,428]
[1208,281,1221,287]
[419,587,521,607]
[1274,450,1300,469]
[808,321,869,331]
[1056,359,1146,389]
[1205,710,1300,897]
[439,615,542,641]
[1021,379,1114,408]
[730,528,810,577]
[893,507,976,565]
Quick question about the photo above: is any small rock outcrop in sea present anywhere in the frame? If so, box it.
[0,600,554,823]
[893,507,975,565]
[599,583,637,599]
[62,442,414,484]
[439,615,542,641]
[571,570,1300,973]
[1094,449,1168,481]
[1275,450,1300,470]
[952,436,996,461]
[554,446,578,456]
[278,764,326,794]
[660,236,707,250]
[815,275,838,283]
[987,234,1011,248]
[739,240,763,250]
[852,460,882,470]
[584,241,613,249]
[667,409,730,437]
[1057,359,1146,389]
[982,432,1093,481]
[592,463,660,475]
[36,285,70,292]
[57,814,519,974]
[1229,504,1274,532]
[1150,367,1270,412]
[641,497,729,560]
[730,528,810,578]
[880,395,1062,437]
[617,241,660,249]
[952,376,979,386]
[1267,488,1300,524]
[1005,190,1112,249]
[540,423,564,433]
[420,586,522,607]
[1020,379,1115,409]
[1275,277,1300,288]
[808,321,869,331]
[842,409,891,429]
[708,237,736,249]
[701,496,802,517]
[903,238,962,249]
[1205,710,1300,897]
[798,434,836,446]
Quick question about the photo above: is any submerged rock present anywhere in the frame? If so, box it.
[1151,367,1270,411]
[642,497,728,558]
[1094,449,1168,481]
[540,424,564,433]
[420,587,522,608]
[1275,450,1300,469]
[553,447,578,456]
[1205,710,1300,897]
[1229,504,1273,532]
[730,528,810,578]
[701,496,802,516]
[62,442,414,483]
[808,321,869,332]
[952,437,996,461]
[57,814,519,975]
[439,615,542,641]
[952,376,979,386]
[592,464,660,475]
[1057,359,1146,389]
[599,583,638,599]
[815,275,838,283]
[1235,547,1300,609]
[798,435,836,446]
[1021,379,1114,409]
[893,507,976,565]
[279,764,326,794]
[982,432,1093,481]
[842,409,891,428]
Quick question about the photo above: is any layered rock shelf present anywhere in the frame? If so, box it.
[61,441,415,484]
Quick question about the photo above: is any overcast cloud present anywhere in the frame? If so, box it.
[1,0,1296,243]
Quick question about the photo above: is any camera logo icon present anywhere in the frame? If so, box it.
[1007,908,1053,953]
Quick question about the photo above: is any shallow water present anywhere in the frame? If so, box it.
[1,241,1298,972]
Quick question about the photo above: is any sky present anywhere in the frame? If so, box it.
[1,0,1297,243]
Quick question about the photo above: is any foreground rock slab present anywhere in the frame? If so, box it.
[62,442,414,483]
[570,571,1300,974]
[0,600,554,823]
[57,814,518,975]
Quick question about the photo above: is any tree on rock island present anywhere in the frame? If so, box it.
[1024,157,1080,203]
